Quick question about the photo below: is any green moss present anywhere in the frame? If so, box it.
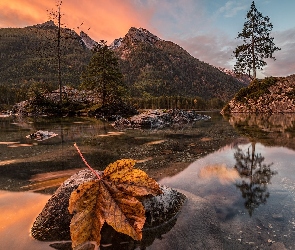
[234,77,278,103]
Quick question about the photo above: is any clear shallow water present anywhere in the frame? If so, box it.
[160,143,295,248]
[1,113,295,249]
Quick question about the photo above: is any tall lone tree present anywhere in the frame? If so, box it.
[233,1,280,79]
[81,40,126,106]
[47,1,86,106]
[47,0,63,105]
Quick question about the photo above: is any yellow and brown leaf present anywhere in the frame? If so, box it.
[68,159,162,249]
[68,180,104,249]
[103,159,162,197]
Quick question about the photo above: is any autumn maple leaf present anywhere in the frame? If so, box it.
[69,145,162,249]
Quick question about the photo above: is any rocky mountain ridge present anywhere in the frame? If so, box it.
[0,23,245,107]
[217,67,251,85]
[112,27,161,47]
[80,31,98,49]
[32,21,98,50]
[110,27,245,101]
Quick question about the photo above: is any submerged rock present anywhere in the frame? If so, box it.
[148,190,223,250]
[31,169,186,241]
[31,169,226,249]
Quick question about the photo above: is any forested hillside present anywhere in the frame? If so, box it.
[0,21,91,85]
[0,24,246,110]
[0,21,91,107]
[113,27,245,102]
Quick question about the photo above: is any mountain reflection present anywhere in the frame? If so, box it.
[234,143,277,216]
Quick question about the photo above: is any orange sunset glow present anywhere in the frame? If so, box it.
[198,164,240,185]
[0,0,153,43]
[1,0,295,75]
[0,191,51,249]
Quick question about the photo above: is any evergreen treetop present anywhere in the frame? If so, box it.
[81,40,126,106]
[233,1,280,79]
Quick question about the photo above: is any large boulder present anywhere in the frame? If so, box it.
[31,169,186,242]
[221,75,295,114]
[31,169,226,250]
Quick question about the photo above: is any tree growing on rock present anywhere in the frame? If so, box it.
[233,1,280,79]
[81,40,126,106]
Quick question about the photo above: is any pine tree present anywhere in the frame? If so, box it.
[233,1,280,79]
[81,40,126,106]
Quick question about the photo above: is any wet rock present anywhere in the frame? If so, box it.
[31,169,96,241]
[91,190,223,250]
[31,169,186,241]
[114,109,211,130]
[46,189,224,250]
[143,185,186,227]
[148,190,223,250]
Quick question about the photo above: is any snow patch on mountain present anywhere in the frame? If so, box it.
[110,38,123,49]
[80,31,97,50]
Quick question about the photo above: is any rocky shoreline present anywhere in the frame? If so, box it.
[113,109,211,130]
[222,75,295,114]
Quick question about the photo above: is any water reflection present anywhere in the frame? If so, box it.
[1,113,295,249]
[227,113,295,149]
[0,190,52,250]
[198,164,240,185]
[234,143,277,216]
[49,219,178,250]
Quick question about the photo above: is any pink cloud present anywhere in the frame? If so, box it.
[263,28,295,77]
[175,33,237,69]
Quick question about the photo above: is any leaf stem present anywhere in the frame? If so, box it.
[74,143,101,180]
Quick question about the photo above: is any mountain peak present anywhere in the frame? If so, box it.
[126,27,160,45]
[33,20,56,28]
[110,27,160,49]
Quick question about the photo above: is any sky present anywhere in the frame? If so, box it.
[0,0,294,78]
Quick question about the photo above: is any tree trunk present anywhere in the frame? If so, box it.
[57,5,62,106]
[251,14,256,79]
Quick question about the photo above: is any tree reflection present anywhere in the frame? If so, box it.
[234,143,277,216]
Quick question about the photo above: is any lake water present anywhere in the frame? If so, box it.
[1,113,295,249]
